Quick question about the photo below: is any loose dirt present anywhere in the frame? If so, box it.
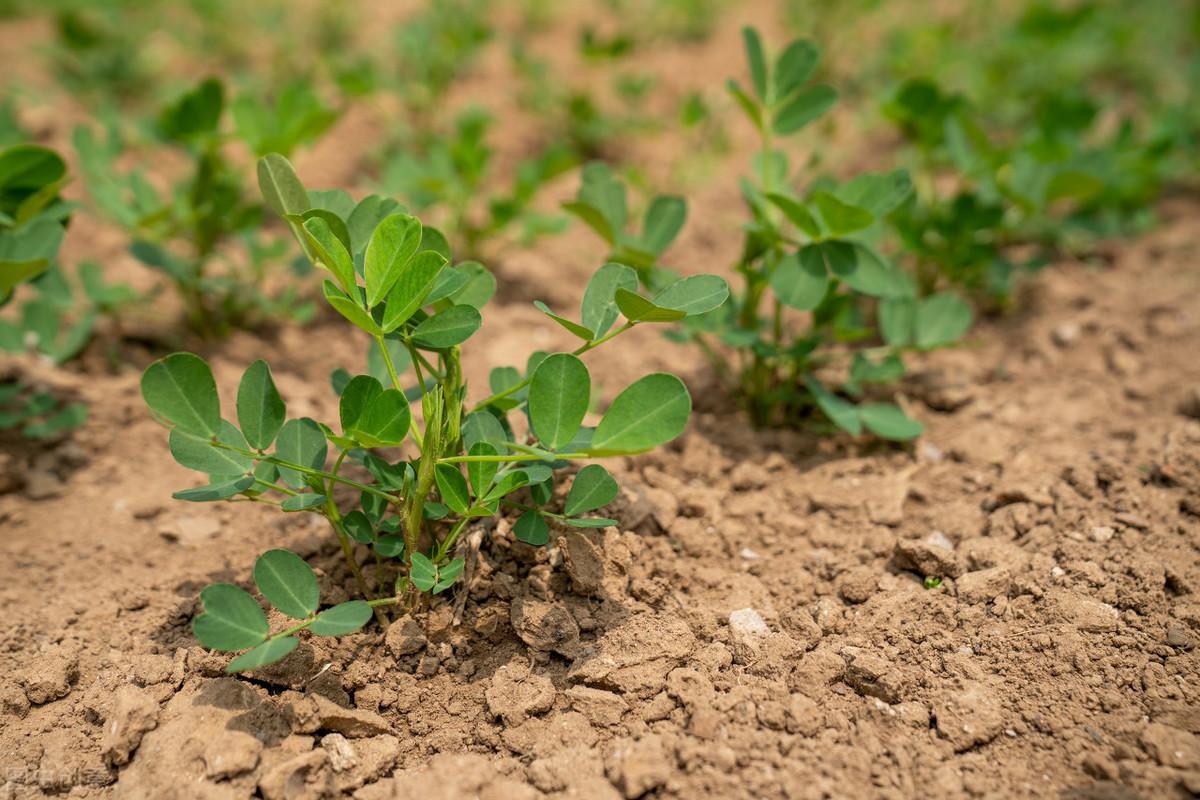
[2,3,1199,799]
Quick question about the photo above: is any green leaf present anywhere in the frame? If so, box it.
[764,193,821,238]
[226,637,299,673]
[343,511,375,543]
[169,420,252,476]
[803,377,861,435]
[914,294,972,349]
[726,79,764,130]
[615,289,686,323]
[302,216,357,294]
[480,469,530,504]
[562,201,615,244]
[237,360,286,450]
[309,601,373,636]
[462,410,508,453]
[534,301,593,341]
[774,39,819,98]
[514,511,549,546]
[772,84,837,135]
[193,584,268,651]
[839,170,913,217]
[381,251,448,332]
[323,281,380,335]
[565,464,618,516]
[565,518,617,528]
[141,353,221,438]
[653,275,729,316]
[173,475,255,502]
[771,251,828,310]
[641,196,686,254]
[411,305,482,349]
[367,338,412,386]
[274,418,327,489]
[879,297,915,347]
[254,549,319,619]
[159,78,224,140]
[575,162,626,237]
[365,213,423,307]
[840,245,915,299]
[581,262,638,339]
[529,353,591,450]
[435,464,470,514]
[859,403,923,440]
[447,261,496,309]
[409,552,437,592]
[375,536,404,557]
[257,154,309,217]
[347,195,402,255]
[742,27,768,100]
[433,558,464,593]
[340,375,384,434]
[352,389,411,447]
[281,493,327,511]
[811,191,873,236]
[467,442,499,497]
[591,373,690,455]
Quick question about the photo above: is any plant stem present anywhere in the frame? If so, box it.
[265,595,403,642]
[211,441,397,503]
[434,517,471,562]
[438,452,587,464]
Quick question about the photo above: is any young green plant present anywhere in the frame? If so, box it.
[141,153,728,672]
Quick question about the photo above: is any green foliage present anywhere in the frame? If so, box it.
[381,107,575,259]
[563,162,686,288]
[192,550,374,672]
[73,77,336,336]
[143,154,727,672]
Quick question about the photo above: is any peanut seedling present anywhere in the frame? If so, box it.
[141,154,728,672]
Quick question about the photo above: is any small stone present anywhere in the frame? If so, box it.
[102,685,159,766]
[933,684,1004,752]
[485,663,555,726]
[607,734,672,799]
[321,733,357,772]
[417,654,440,676]
[1166,624,1194,650]
[1051,322,1081,347]
[511,598,581,657]
[1067,597,1120,633]
[287,694,392,738]
[203,731,262,779]
[837,567,877,604]
[956,567,1010,604]
[786,693,822,736]
[1090,526,1115,543]
[258,750,331,800]
[1141,723,1200,769]
[730,462,769,490]
[845,652,904,703]
[893,538,962,579]
[385,617,427,657]
[565,686,628,727]
[21,650,78,705]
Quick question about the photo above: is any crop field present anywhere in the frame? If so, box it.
[0,0,1198,797]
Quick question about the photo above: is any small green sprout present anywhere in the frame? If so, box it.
[923,576,943,590]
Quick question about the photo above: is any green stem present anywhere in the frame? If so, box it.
[211,441,397,503]
[266,595,403,641]
[374,335,404,391]
[438,452,587,464]
[434,517,471,562]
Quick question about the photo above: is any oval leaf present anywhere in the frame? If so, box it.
[257,154,309,217]
[771,251,828,311]
[529,353,590,451]
[274,418,328,489]
[591,373,690,455]
[353,388,411,447]
[435,464,471,514]
[169,419,252,477]
[411,304,482,349]
[193,584,268,651]
[653,275,729,316]
[565,464,619,517]
[581,262,638,339]
[254,549,319,619]
[141,352,221,438]
[514,510,549,546]
[226,636,299,673]
[859,403,924,441]
[237,360,286,450]
[309,601,373,636]
[615,289,686,323]
[381,251,448,332]
[365,213,423,307]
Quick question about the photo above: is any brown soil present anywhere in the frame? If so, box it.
[3,3,1200,800]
